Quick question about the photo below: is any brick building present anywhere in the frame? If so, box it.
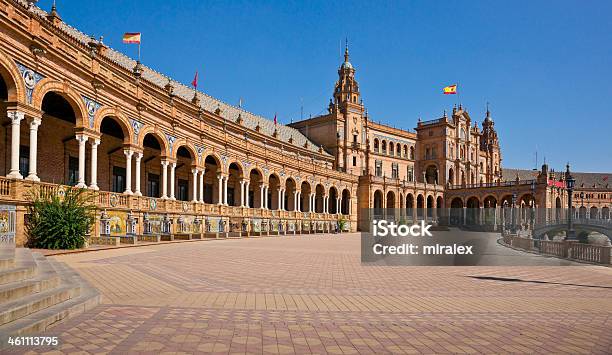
[0,1,609,246]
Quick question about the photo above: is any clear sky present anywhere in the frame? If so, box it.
[38,1,612,172]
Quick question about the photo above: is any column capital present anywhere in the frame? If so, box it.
[7,111,25,124]
[133,151,142,159]
[123,149,134,158]
[170,161,176,169]
[91,138,101,147]
[29,117,42,128]
[191,167,200,174]
[75,133,89,143]
[161,160,170,167]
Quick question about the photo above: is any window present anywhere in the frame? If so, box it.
[375,160,382,177]
[68,156,79,186]
[19,145,29,178]
[382,141,387,154]
[112,166,126,193]
[147,173,160,197]
[177,178,188,201]
[431,146,437,158]
[352,156,357,166]
[410,146,415,160]
[391,163,399,179]
[353,134,357,143]
[407,166,414,182]
[425,148,430,159]
[374,139,379,153]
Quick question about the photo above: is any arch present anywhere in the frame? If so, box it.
[450,197,463,208]
[426,195,434,218]
[329,186,339,214]
[373,138,379,153]
[448,167,454,185]
[416,194,425,219]
[409,146,415,160]
[500,194,513,207]
[403,144,408,158]
[172,139,199,163]
[466,196,480,208]
[268,173,281,210]
[389,142,395,156]
[518,193,536,208]
[0,49,26,103]
[301,181,313,212]
[602,207,610,220]
[285,177,297,212]
[138,126,169,156]
[386,190,396,209]
[436,196,443,209]
[589,206,598,219]
[202,153,222,204]
[93,106,133,143]
[406,193,414,209]
[449,197,463,225]
[483,195,497,208]
[31,78,87,128]
[315,183,325,213]
[425,164,438,184]
[381,140,387,154]
[341,188,351,215]
[247,166,266,182]
[373,190,384,210]
[227,162,244,207]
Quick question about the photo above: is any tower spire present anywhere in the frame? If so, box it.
[344,38,349,62]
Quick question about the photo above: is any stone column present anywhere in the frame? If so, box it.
[337,197,341,214]
[133,152,142,196]
[281,189,286,210]
[264,186,269,209]
[7,111,24,179]
[294,191,299,212]
[75,134,89,188]
[123,149,133,194]
[259,185,265,209]
[239,180,245,206]
[324,195,329,214]
[223,176,228,205]
[199,168,204,203]
[169,162,176,200]
[217,175,223,205]
[25,117,41,181]
[192,168,199,202]
[277,188,282,210]
[161,160,169,199]
[245,181,250,207]
[89,139,100,190]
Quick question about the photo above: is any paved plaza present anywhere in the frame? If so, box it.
[11,233,612,354]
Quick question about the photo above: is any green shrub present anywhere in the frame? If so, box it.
[337,216,347,232]
[26,187,95,249]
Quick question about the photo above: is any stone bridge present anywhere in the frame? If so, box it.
[533,218,612,241]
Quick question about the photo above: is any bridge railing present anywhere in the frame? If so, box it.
[504,235,611,265]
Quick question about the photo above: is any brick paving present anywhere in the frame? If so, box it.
[9,233,612,354]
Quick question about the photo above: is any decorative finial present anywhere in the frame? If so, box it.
[344,37,349,62]
[443,109,447,118]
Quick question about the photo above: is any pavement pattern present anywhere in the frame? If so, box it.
[10,233,612,354]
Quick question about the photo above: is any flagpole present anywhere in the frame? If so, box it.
[138,42,141,62]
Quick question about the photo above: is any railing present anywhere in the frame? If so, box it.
[0,177,10,196]
[448,179,538,190]
[505,236,611,265]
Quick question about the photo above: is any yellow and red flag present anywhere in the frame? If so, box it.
[443,84,457,95]
[122,32,141,44]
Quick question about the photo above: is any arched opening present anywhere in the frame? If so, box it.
[579,206,587,219]
[373,190,383,209]
[555,196,562,221]
[341,189,351,215]
[203,155,221,204]
[142,133,164,197]
[389,142,394,156]
[500,195,513,207]
[300,181,312,212]
[227,162,244,206]
[99,117,129,193]
[381,140,387,154]
[416,194,424,219]
[249,169,264,208]
[268,174,280,210]
[285,178,297,211]
[590,206,598,219]
[426,195,434,218]
[448,168,454,185]
[425,165,438,184]
[315,184,325,213]
[519,194,536,208]
[602,207,610,220]
[329,187,338,214]
[403,145,407,158]
[466,196,480,225]
[386,191,395,209]
[450,197,464,225]
[0,70,9,102]
[373,138,379,153]
[175,146,195,201]
[27,92,80,184]
[461,170,466,186]
[409,146,415,160]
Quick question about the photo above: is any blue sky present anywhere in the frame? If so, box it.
[39,1,612,172]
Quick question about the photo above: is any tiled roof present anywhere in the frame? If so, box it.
[503,168,612,189]
[23,1,328,156]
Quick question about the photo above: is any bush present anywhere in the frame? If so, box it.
[337,216,347,232]
[26,187,95,249]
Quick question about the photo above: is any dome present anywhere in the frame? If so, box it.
[341,61,353,70]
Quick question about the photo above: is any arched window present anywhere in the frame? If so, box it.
[409,146,415,160]
[389,142,394,156]
[382,140,387,154]
[373,139,379,153]
[396,144,401,156]
[403,145,408,158]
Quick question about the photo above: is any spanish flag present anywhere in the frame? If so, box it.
[122,32,141,44]
[443,84,457,95]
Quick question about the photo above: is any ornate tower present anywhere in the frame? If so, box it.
[330,41,365,174]
[480,107,502,183]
